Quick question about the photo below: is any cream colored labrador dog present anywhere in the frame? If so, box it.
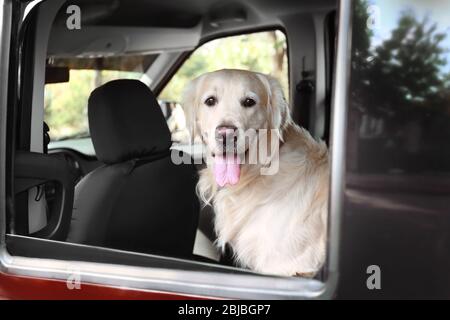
[182,69,329,277]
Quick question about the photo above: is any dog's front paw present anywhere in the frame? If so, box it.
[295,272,316,278]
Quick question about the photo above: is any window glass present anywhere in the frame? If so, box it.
[349,0,450,174]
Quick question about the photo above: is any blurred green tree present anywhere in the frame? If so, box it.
[369,11,448,118]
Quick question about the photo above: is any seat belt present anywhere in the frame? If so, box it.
[293,56,315,130]
[43,122,50,154]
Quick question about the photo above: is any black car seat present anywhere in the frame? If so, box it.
[67,79,199,258]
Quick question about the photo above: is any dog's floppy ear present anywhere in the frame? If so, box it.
[255,73,290,140]
[181,76,201,143]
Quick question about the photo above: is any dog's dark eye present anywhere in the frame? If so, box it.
[204,97,217,107]
[242,98,256,108]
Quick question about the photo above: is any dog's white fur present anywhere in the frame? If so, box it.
[182,69,329,277]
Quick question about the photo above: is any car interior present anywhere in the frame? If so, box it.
[6,0,338,284]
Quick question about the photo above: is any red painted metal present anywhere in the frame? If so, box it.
[0,271,206,300]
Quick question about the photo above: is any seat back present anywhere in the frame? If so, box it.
[67,80,199,258]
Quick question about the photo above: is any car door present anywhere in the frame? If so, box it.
[337,0,450,299]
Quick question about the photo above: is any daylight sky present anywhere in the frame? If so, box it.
[369,0,450,74]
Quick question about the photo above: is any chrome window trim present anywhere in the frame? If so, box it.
[322,0,352,298]
[0,0,352,299]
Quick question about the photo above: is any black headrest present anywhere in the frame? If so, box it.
[88,79,171,164]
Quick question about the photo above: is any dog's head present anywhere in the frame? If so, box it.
[182,69,289,186]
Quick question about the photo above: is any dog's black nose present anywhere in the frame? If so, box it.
[215,125,237,141]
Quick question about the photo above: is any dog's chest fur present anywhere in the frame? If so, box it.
[199,126,329,276]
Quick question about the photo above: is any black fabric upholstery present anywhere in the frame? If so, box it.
[88,79,172,164]
[68,80,199,258]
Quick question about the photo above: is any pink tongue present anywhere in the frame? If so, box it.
[213,155,241,187]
